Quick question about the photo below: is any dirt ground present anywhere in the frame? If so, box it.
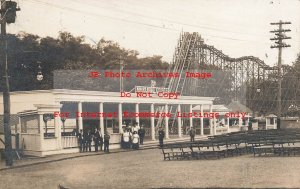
[1,149,300,189]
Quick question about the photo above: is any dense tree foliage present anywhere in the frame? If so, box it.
[0,32,168,92]
[246,53,300,116]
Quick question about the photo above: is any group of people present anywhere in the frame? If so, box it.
[76,124,197,152]
[77,128,110,153]
[121,124,146,150]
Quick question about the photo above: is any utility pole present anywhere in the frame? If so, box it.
[119,55,125,92]
[270,20,291,129]
[1,0,20,166]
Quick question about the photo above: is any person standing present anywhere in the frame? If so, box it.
[132,131,140,150]
[99,129,104,151]
[122,129,132,149]
[77,129,84,153]
[84,130,92,152]
[104,131,110,153]
[189,127,196,142]
[132,122,140,133]
[248,120,253,131]
[138,126,145,145]
[93,128,101,152]
[158,127,165,148]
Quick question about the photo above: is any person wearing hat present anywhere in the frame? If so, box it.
[103,131,110,153]
[132,121,140,133]
[138,125,145,145]
[189,127,196,142]
[158,127,165,147]
[77,129,84,153]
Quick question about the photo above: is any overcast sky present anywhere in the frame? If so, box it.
[8,0,300,66]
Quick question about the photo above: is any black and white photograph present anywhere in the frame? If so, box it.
[1,0,300,188]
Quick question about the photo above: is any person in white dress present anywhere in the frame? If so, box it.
[132,131,140,150]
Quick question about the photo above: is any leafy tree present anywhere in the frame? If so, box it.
[0,31,169,92]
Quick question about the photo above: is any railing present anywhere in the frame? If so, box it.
[0,133,18,149]
[61,136,78,149]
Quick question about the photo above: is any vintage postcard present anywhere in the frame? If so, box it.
[1,0,300,188]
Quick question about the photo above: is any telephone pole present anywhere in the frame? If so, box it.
[1,0,20,166]
[119,55,125,92]
[270,20,291,129]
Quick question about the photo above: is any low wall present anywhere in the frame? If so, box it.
[281,118,300,129]
[21,133,41,151]
[216,127,228,135]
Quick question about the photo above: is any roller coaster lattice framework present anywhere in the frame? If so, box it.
[166,32,299,116]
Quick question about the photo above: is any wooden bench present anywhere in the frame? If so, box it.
[161,144,190,160]
[189,142,226,159]
[161,145,172,160]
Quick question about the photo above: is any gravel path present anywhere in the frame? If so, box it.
[1,149,300,188]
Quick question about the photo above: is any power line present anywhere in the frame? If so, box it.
[74,0,272,38]
[25,0,282,44]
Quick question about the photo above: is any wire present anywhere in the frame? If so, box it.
[0,8,10,21]
[73,0,272,38]
[25,0,294,44]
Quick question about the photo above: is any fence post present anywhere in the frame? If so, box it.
[15,133,19,152]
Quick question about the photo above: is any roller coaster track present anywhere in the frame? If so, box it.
[164,32,295,117]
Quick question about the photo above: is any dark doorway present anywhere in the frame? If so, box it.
[83,119,100,132]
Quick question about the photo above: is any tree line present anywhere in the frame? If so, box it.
[0,31,169,92]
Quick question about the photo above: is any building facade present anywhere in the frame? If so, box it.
[1,89,216,156]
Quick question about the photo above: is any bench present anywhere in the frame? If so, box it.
[161,144,191,160]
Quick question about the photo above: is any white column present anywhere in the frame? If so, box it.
[118,103,123,133]
[54,113,60,138]
[227,117,230,133]
[165,104,169,139]
[209,104,213,135]
[135,103,140,126]
[239,116,242,126]
[78,102,83,131]
[213,116,217,135]
[38,114,44,151]
[189,104,193,129]
[177,104,182,138]
[99,102,104,136]
[54,112,62,149]
[150,103,155,140]
[247,116,250,127]
[200,105,204,135]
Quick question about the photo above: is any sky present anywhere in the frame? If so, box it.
[7,0,300,66]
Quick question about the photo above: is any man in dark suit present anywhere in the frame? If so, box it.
[93,128,101,152]
[158,127,165,148]
[104,132,110,153]
[77,129,84,153]
[84,130,92,152]
[138,126,145,145]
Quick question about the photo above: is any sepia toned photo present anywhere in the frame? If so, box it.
[1,0,300,188]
